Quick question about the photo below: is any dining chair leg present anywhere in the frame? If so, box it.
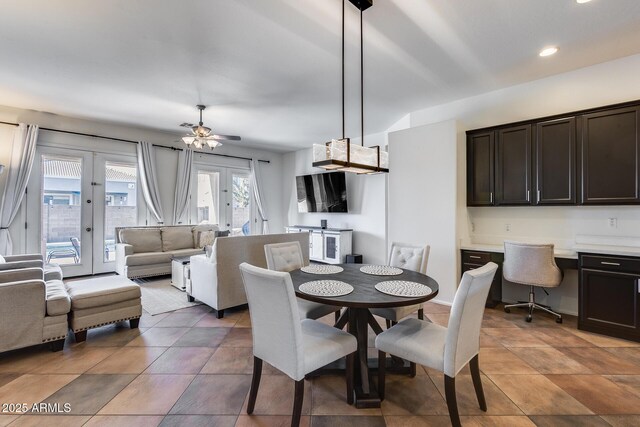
[418,308,424,320]
[335,310,340,323]
[385,319,392,329]
[346,352,355,405]
[378,350,386,401]
[247,357,263,414]
[444,375,461,427]
[469,354,487,411]
[291,379,305,427]
[409,362,417,378]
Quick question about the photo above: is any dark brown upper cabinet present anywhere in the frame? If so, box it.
[495,125,532,205]
[467,131,494,206]
[579,106,640,204]
[535,117,576,205]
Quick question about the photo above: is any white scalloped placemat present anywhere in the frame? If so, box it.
[359,265,403,276]
[301,265,344,275]
[299,280,354,297]
[375,280,433,297]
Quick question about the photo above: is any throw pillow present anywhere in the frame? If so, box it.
[214,230,230,238]
[196,231,216,248]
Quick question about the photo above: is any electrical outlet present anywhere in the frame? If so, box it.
[505,223,511,232]
[608,217,617,228]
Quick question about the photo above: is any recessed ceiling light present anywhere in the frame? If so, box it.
[576,0,592,4]
[539,46,558,57]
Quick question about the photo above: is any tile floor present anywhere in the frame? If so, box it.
[1,301,640,426]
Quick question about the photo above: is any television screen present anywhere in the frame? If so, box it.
[296,172,348,213]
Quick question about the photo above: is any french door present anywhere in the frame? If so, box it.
[192,166,252,236]
[27,147,142,277]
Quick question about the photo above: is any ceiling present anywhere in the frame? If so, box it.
[0,0,639,151]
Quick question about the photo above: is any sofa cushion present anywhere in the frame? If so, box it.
[119,228,162,253]
[44,264,63,282]
[65,276,141,310]
[125,252,173,266]
[45,280,71,316]
[169,248,205,258]
[161,227,195,252]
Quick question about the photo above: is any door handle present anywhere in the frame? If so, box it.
[527,190,530,201]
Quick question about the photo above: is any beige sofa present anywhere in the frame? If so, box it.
[188,232,309,318]
[0,267,70,353]
[115,225,217,279]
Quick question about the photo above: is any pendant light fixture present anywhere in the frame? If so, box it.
[313,0,388,174]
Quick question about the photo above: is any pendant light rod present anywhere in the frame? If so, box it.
[197,104,205,126]
[360,6,364,147]
[342,0,345,140]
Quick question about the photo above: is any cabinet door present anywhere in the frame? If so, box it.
[579,106,640,204]
[324,234,340,263]
[579,268,640,339]
[535,117,576,204]
[309,232,324,261]
[496,125,532,205]
[467,131,495,206]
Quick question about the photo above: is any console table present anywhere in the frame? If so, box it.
[285,226,353,264]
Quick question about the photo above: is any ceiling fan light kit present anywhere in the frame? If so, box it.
[313,0,388,174]
[181,104,241,150]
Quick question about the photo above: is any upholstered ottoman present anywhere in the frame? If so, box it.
[65,276,142,342]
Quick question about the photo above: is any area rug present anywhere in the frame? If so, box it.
[134,276,202,315]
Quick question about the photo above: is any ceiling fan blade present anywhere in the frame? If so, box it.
[179,123,194,128]
[212,134,241,141]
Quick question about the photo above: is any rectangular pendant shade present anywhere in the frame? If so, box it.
[312,139,389,173]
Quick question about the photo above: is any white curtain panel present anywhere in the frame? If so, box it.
[0,124,39,255]
[250,159,269,234]
[137,141,165,224]
[172,148,193,224]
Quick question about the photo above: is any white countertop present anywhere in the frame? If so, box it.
[460,243,578,259]
[461,242,640,259]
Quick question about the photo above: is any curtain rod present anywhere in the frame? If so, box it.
[0,120,270,164]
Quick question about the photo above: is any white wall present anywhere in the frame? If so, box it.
[388,120,460,304]
[403,53,640,315]
[0,104,285,257]
[283,132,388,265]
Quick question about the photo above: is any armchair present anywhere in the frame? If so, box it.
[0,253,63,282]
[0,267,70,353]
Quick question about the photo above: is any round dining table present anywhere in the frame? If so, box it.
[289,263,439,408]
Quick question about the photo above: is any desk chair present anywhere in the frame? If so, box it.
[239,263,356,427]
[502,241,563,323]
[376,262,498,427]
[264,241,342,321]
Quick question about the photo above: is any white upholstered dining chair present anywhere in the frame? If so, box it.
[375,262,499,427]
[264,241,342,321]
[370,242,431,325]
[239,263,357,427]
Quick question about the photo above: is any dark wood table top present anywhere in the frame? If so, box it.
[289,264,439,309]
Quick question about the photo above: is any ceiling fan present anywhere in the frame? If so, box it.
[180,105,241,149]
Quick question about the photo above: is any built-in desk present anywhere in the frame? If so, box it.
[461,242,640,342]
[460,243,578,271]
